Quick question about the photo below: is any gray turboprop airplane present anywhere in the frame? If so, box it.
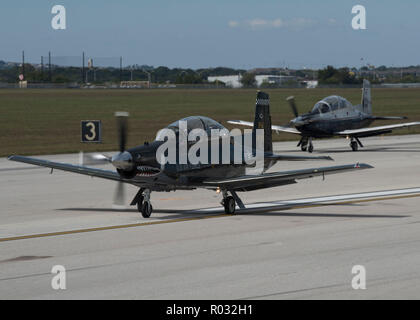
[229,80,420,152]
[8,92,372,218]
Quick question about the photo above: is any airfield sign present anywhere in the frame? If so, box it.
[81,120,102,143]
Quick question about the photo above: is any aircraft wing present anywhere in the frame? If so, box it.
[203,163,373,191]
[228,120,301,135]
[335,122,420,137]
[8,155,125,183]
[265,153,333,161]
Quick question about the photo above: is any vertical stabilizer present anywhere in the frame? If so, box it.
[362,79,372,115]
[253,91,272,153]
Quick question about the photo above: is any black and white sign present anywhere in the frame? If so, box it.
[81,120,101,143]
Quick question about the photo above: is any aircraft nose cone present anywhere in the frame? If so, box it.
[111,151,134,171]
[291,117,302,126]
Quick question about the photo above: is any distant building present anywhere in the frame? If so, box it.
[301,80,319,88]
[120,80,150,88]
[207,75,242,88]
[207,74,298,88]
[255,75,297,86]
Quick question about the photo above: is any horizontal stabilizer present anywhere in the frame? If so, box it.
[371,116,408,120]
[265,153,333,161]
[228,120,301,135]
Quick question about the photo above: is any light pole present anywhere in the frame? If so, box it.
[143,69,152,88]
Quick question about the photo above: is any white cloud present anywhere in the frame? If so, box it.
[248,19,269,28]
[328,18,337,25]
[228,17,316,30]
[228,20,239,28]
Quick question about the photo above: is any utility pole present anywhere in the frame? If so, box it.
[48,51,52,82]
[41,56,44,82]
[82,52,85,84]
[143,69,151,88]
[120,56,123,83]
[22,51,25,79]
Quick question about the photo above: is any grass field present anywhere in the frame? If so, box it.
[1,88,420,156]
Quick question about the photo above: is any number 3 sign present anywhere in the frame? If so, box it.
[81,120,102,143]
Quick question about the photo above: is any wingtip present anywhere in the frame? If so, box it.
[355,163,374,169]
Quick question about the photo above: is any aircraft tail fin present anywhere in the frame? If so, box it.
[253,91,272,153]
[362,79,372,115]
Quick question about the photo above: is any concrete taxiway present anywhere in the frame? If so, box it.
[0,134,420,299]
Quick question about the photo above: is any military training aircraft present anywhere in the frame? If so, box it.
[229,80,420,152]
[8,92,372,218]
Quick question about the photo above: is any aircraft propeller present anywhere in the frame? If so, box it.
[88,112,131,208]
[287,96,299,117]
[112,112,130,208]
[285,96,313,127]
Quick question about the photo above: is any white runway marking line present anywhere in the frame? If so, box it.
[0,187,419,243]
[197,187,420,212]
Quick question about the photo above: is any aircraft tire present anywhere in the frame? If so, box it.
[301,145,307,152]
[136,196,144,213]
[224,196,236,215]
[141,202,153,218]
[308,144,314,153]
[351,141,358,151]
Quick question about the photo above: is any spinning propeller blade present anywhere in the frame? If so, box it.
[112,181,126,209]
[115,111,129,153]
[286,96,299,118]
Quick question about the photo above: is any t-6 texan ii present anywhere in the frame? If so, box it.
[229,80,420,152]
[8,92,372,218]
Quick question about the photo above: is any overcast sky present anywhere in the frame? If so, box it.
[0,0,419,69]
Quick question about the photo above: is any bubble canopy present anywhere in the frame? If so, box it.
[312,96,352,113]
[156,116,227,140]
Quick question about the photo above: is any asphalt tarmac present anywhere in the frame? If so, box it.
[1,134,420,299]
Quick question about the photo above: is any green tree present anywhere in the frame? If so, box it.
[240,72,256,87]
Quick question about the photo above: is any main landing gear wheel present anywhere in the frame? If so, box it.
[223,196,236,215]
[308,144,314,153]
[141,202,153,218]
[307,137,314,153]
[301,145,307,152]
[350,140,358,151]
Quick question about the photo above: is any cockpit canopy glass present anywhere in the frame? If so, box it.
[312,96,352,113]
[156,116,226,140]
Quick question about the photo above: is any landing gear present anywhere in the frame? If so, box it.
[308,137,314,153]
[298,137,313,153]
[131,188,153,218]
[223,196,236,214]
[221,190,236,214]
[140,189,153,218]
[140,201,153,218]
[350,137,363,152]
[298,137,308,152]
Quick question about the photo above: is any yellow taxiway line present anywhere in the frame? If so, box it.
[0,193,419,243]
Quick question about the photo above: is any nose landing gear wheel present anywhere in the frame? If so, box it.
[136,196,144,213]
[223,196,236,215]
